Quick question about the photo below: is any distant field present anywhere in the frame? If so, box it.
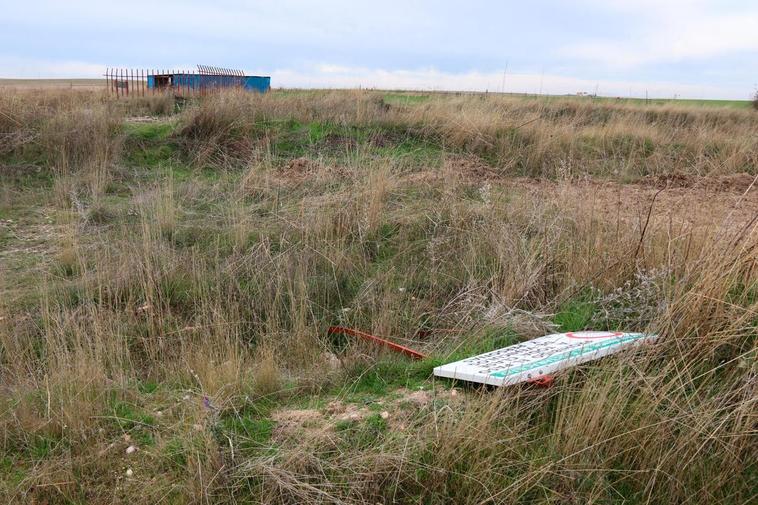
[591,95,752,108]
[381,90,752,108]
[2,80,750,108]
[0,78,104,90]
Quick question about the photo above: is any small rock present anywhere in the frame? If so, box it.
[321,352,340,371]
[125,445,136,454]
[125,468,133,477]
[135,303,151,315]
[450,389,458,397]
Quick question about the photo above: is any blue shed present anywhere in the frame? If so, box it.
[146,68,270,94]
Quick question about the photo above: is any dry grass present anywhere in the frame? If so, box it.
[0,88,756,504]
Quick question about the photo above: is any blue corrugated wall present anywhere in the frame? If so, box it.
[146,73,270,92]
[242,76,270,92]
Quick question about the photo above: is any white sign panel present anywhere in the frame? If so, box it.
[433,331,657,386]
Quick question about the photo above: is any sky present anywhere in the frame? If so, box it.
[1,0,757,99]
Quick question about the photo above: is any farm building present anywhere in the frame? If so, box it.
[106,65,270,97]
[147,71,270,93]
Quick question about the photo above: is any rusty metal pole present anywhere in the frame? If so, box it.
[327,326,426,360]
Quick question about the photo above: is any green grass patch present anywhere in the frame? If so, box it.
[28,434,60,460]
[123,121,179,169]
[383,93,431,105]
[554,298,596,332]
[161,437,188,471]
[111,400,156,430]
[123,122,175,141]
[340,357,441,397]
[335,412,388,449]
[443,327,522,363]
[218,415,275,454]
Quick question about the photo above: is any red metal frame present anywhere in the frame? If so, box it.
[527,375,555,387]
[105,64,248,98]
[327,326,426,360]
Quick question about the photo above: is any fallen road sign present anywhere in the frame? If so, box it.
[433,331,657,386]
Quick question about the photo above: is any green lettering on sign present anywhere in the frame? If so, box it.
[490,334,647,378]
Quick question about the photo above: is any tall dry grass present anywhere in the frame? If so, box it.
[0,88,755,503]
[174,89,758,178]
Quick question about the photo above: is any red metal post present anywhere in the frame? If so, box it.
[327,326,426,360]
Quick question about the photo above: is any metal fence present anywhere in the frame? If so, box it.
[104,66,248,98]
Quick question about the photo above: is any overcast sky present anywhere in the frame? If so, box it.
[2,0,757,99]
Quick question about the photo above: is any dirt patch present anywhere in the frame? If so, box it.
[400,155,502,185]
[399,162,758,228]
[277,157,350,182]
[402,389,433,407]
[535,178,758,229]
[368,130,406,148]
[321,133,357,151]
[271,401,371,443]
[325,401,370,422]
[271,390,463,443]
[271,408,325,442]
[283,157,322,177]
[443,154,502,181]
[396,388,461,407]
[0,163,44,177]
[642,172,757,193]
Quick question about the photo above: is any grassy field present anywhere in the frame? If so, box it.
[2,79,753,108]
[1,88,756,504]
[0,79,105,90]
